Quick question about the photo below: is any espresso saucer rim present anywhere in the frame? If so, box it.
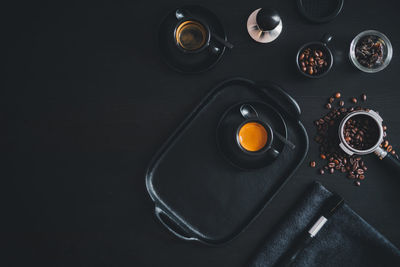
[157,4,227,74]
[216,101,288,170]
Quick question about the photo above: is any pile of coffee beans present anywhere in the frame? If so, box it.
[343,115,379,150]
[298,47,328,75]
[355,35,384,68]
[309,92,397,186]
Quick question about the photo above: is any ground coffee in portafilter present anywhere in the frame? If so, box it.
[309,92,398,186]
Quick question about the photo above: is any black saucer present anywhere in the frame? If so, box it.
[158,5,227,73]
[216,101,287,170]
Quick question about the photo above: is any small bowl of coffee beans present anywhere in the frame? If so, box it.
[349,30,393,73]
[296,34,334,78]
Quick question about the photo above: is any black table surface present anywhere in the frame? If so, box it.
[3,0,400,266]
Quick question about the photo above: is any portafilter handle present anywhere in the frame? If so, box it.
[375,147,400,172]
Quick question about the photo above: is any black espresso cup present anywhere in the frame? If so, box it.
[236,104,279,158]
[174,9,226,54]
[296,33,334,78]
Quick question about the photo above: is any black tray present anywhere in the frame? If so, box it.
[145,77,309,245]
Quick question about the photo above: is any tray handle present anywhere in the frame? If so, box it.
[154,206,199,242]
[255,81,301,119]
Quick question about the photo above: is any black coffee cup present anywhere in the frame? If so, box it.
[236,104,279,158]
[174,8,233,54]
[296,33,334,78]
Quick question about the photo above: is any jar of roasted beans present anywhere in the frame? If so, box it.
[349,30,393,73]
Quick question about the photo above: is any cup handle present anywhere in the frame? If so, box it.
[240,104,259,119]
[175,9,187,20]
[209,44,221,55]
[268,147,280,158]
[321,33,333,45]
[211,33,234,49]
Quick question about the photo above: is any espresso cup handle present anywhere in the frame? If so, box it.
[175,9,187,20]
[240,104,259,119]
[209,44,221,55]
[268,147,280,158]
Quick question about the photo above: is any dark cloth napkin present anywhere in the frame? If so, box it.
[249,182,400,267]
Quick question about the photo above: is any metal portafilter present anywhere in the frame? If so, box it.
[338,109,400,171]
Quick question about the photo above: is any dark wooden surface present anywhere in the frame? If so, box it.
[3,0,400,266]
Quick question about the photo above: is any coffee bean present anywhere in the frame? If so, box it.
[351,97,357,104]
[326,103,332,109]
[354,181,361,186]
[299,53,305,60]
[339,100,344,107]
[383,140,389,148]
[308,67,313,75]
[348,173,356,179]
[328,162,335,168]
[319,169,325,175]
[383,125,387,131]
[361,93,367,101]
[330,168,334,174]
[387,145,393,152]
[320,154,326,159]
[335,92,341,98]
[329,97,334,103]
[310,161,316,168]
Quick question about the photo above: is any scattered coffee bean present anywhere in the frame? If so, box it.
[330,168,334,174]
[351,97,357,104]
[329,97,335,103]
[320,154,326,159]
[354,181,361,186]
[361,93,367,101]
[383,140,389,148]
[310,161,316,168]
[335,92,341,98]
[326,103,332,109]
[319,169,325,175]
[339,100,344,107]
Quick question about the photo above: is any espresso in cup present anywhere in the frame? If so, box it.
[238,122,268,152]
[175,20,208,51]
